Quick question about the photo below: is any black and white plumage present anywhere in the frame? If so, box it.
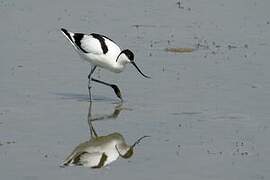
[60,28,150,101]
[62,132,133,168]
[62,132,150,168]
[62,100,150,168]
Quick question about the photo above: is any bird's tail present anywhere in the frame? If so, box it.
[60,28,75,45]
[61,28,85,55]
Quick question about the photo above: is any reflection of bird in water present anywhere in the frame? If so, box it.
[63,132,148,168]
[62,102,149,168]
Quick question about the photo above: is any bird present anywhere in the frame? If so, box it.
[60,28,150,101]
[62,132,149,168]
[62,101,149,168]
[61,99,150,168]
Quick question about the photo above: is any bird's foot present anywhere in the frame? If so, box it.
[110,84,123,101]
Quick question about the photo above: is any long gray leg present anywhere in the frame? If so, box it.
[88,66,97,102]
[87,102,98,138]
[91,78,123,101]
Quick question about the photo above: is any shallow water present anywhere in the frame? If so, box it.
[1,0,270,179]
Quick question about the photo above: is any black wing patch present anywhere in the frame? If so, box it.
[91,33,108,54]
[91,153,108,169]
[101,35,116,44]
[73,33,89,53]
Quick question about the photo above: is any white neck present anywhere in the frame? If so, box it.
[112,55,129,73]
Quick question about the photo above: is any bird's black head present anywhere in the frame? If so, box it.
[121,49,134,61]
[121,148,134,159]
[117,49,151,78]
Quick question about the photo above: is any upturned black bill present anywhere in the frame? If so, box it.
[131,62,151,78]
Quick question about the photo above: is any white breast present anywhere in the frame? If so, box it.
[83,38,123,72]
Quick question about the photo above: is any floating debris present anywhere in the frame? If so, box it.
[228,44,237,50]
[176,0,184,9]
[132,24,157,29]
[0,140,16,146]
[165,47,193,53]
[6,140,16,144]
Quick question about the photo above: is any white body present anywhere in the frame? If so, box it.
[63,133,130,168]
[61,29,126,73]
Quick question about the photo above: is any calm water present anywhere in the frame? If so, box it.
[1,0,270,179]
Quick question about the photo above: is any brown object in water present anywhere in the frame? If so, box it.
[165,47,193,53]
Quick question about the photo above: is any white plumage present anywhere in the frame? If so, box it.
[62,133,131,168]
[60,28,150,101]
